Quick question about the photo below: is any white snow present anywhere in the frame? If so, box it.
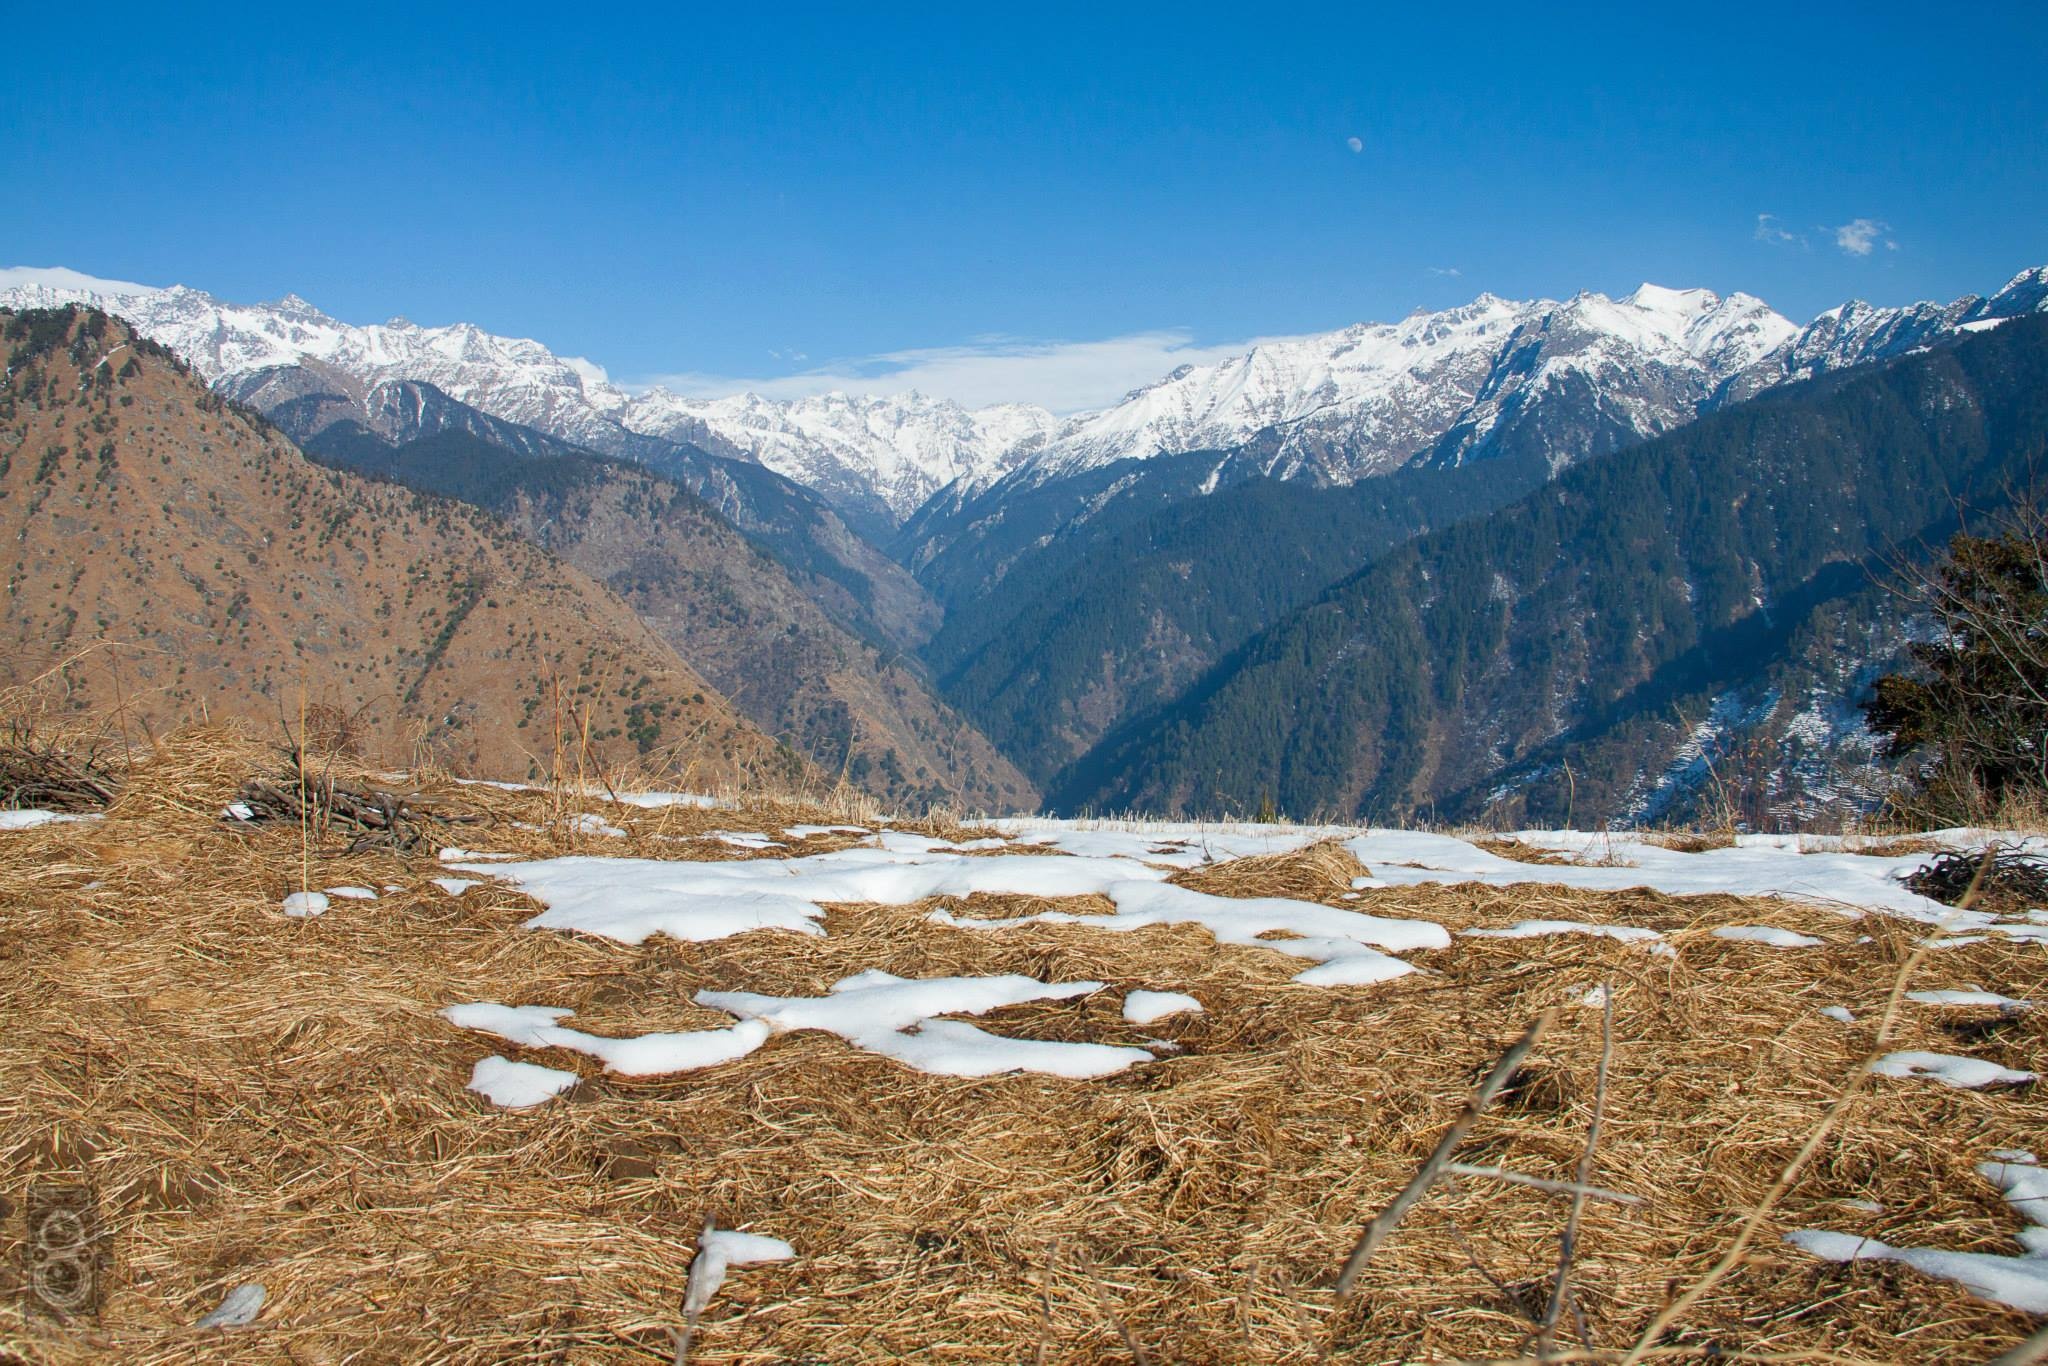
[10,267,2029,525]
[567,813,627,838]
[1461,919,1665,944]
[281,891,329,917]
[709,830,783,850]
[698,970,1150,1079]
[324,886,378,901]
[1870,1051,2037,1089]
[1785,1229,2048,1313]
[992,818,1344,868]
[1821,1006,1856,1024]
[1712,925,1825,947]
[612,791,724,809]
[1123,990,1203,1025]
[1348,830,1978,926]
[466,1054,580,1108]
[1907,989,2032,1010]
[684,1229,795,1319]
[1785,1159,2048,1313]
[0,809,93,830]
[1014,284,1797,488]
[934,878,1446,986]
[450,846,1174,947]
[1983,1159,2048,1245]
[443,1002,772,1077]
[432,877,480,897]
[785,825,869,838]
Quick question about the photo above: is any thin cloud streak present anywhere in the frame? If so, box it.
[1753,212,1804,247]
[636,328,1311,415]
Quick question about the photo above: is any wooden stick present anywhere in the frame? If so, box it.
[1442,1164,1637,1206]
[1542,980,1616,1352]
[1336,1008,1556,1298]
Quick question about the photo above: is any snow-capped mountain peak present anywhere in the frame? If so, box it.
[0,267,1053,521]
[616,386,1058,521]
[1012,283,1800,485]
[4,263,2041,524]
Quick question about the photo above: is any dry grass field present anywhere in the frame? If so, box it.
[1,724,2043,1364]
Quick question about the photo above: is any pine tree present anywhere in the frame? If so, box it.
[1865,502,2048,820]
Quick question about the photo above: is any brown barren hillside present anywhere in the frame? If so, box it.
[0,308,796,785]
[483,462,1036,811]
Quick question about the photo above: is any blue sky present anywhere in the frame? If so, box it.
[7,3,2044,411]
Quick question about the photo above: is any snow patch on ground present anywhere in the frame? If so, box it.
[1462,919,1664,944]
[1907,989,2032,1010]
[281,891,329,917]
[0,809,96,830]
[444,1002,772,1077]
[1871,1051,2037,1089]
[934,879,1445,986]
[452,847,1171,946]
[1712,925,1825,947]
[1349,830,1975,925]
[1786,1159,2048,1312]
[698,971,1150,1078]
[467,1054,580,1108]
[686,1229,795,1318]
[1123,990,1203,1024]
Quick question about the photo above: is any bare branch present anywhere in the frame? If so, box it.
[1336,1009,1557,1298]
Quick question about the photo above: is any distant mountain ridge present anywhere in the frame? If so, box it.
[1051,315,2048,826]
[0,270,1054,525]
[0,305,795,785]
[7,265,2042,530]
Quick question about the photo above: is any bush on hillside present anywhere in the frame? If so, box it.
[1864,496,2048,823]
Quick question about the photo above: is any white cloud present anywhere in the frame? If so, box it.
[1345,135,1364,153]
[635,328,1310,415]
[1833,218,1894,256]
[0,264,161,295]
[1427,266,1462,277]
[1753,213,1803,247]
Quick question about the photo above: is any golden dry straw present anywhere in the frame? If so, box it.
[0,722,2041,1363]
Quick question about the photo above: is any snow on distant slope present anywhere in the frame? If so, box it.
[0,269,1052,521]
[1013,285,1799,484]
[6,264,2042,522]
[0,271,646,453]
[617,388,1057,520]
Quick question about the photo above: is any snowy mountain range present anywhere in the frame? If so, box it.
[5,264,2045,524]
[1018,284,1798,483]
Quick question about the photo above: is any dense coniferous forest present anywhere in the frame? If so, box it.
[918,449,1548,784]
[1050,317,2048,823]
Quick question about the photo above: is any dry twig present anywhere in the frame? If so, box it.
[1336,1008,1558,1297]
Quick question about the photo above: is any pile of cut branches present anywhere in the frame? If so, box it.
[0,727,121,811]
[229,750,482,854]
[1904,843,2048,913]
